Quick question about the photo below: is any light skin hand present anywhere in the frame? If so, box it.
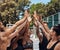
[24,10,30,17]
[33,11,38,20]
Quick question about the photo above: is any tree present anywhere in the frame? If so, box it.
[30,0,60,17]
[0,0,30,26]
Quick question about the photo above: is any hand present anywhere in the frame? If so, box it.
[33,11,38,20]
[24,10,30,17]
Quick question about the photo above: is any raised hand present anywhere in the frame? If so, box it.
[33,11,42,22]
[24,10,30,17]
[24,10,32,22]
[33,11,38,20]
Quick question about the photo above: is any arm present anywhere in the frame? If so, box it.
[36,25,43,43]
[5,16,27,36]
[33,11,50,34]
[0,19,27,41]
[34,20,43,42]
[33,11,51,41]
[4,10,30,36]
[8,19,27,40]
[37,21,51,41]
[19,24,27,36]
[40,20,50,34]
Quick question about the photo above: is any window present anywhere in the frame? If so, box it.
[48,16,52,28]
[54,14,58,26]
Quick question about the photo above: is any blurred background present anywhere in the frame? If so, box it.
[0,0,60,28]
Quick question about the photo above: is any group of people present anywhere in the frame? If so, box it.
[33,11,60,50]
[0,10,60,50]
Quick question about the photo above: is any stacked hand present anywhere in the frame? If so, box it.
[24,10,32,22]
[33,11,38,20]
[24,10,30,18]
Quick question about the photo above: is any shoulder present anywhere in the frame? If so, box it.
[54,42,60,50]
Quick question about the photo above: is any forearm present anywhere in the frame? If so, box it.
[36,32,43,42]
[36,20,51,41]
[9,16,27,32]
[41,27,51,41]
[4,17,27,36]
[8,19,27,39]
[15,16,27,25]
[19,25,26,35]
[36,26,43,42]
[40,21,50,33]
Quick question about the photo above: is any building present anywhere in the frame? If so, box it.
[43,12,60,28]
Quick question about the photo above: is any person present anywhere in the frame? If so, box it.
[11,21,28,50]
[46,25,60,50]
[33,11,48,50]
[22,29,33,50]
[22,10,33,50]
[41,24,60,50]
[0,14,27,36]
[7,20,27,50]
[0,10,28,50]
[33,11,60,50]
[0,19,27,50]
[9,10,32,50]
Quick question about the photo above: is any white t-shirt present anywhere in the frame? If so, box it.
[30,33,40,50]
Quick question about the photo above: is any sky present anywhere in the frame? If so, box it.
[30,0,51,4]
[19,0,51,18]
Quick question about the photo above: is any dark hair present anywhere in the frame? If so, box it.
[53,24,60,36]
[58,24,60,27]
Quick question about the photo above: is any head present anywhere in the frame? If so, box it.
[53,25,60,36]
[50,24,60,38]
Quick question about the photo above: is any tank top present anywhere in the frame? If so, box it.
[39,34,48,50]
[23,41,33,49]
[47,40,60,50]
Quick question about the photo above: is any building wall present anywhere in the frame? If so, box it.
[43,12,60,28]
